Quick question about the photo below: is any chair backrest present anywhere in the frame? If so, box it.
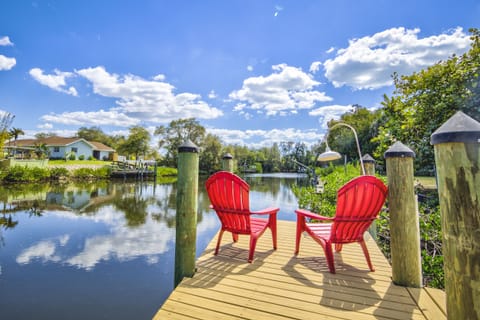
[330,175,388,243]
[205,171,252,234]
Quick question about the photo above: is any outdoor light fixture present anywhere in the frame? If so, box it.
[318,122,365,175]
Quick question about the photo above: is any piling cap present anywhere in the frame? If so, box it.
[222,153,233,159]
[178,139,199,153]
[431,111,480,145]
[362,154,375,163]
[384,141,415,158]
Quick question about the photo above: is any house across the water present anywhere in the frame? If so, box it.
[8,136,116,160]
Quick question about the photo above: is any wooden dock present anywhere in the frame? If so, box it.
[154,220,446,320]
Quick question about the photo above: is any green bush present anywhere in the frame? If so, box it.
[72,167,110,180]
[78,155,85,160]
[156,166,177,176]
[2,166,50,182]
[49,167,70,179]
[68,153,76,160]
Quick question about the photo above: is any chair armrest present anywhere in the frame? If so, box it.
[251,207,280,215]
[295,209,333,221]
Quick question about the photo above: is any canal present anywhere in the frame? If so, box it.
[0,173,308,319]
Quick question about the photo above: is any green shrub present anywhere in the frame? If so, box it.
[87,155,94,160]
[49,167,70,179]
[78,155,85,160]
[2,166,49,182]
[156,166,177,176]
[68,153,76,160]
[72,167,110,180]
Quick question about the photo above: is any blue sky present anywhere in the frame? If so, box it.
[0,1,478,149]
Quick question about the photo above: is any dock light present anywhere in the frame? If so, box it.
[318,122,365,175]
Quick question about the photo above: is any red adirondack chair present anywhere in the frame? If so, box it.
[295,175,388,273]
[205,171,279,263]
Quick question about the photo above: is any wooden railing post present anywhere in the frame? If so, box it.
[384,141,422,287]
[362,154,377,240]
[431,111,480,320]
[175,139,199,287]
[222,153,234,173]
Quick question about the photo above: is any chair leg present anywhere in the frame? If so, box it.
[359,240,375,271]
[248,235,258,263]
[295,216,305,255]
[335,244,343,252]
[270,219,277,250]
[324,242,336,274]
[215,230,225,255]
[232,233,239,242]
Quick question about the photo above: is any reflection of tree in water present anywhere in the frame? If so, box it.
[112,183,155,227]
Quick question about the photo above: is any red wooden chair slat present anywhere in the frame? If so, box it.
[295,175,388,273]
[206,171,279,262]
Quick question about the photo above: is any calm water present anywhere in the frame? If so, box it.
[0,173,308,320]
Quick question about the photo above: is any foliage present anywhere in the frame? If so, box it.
[72,167,110,180]
[2,166,50,182]
[156,166,177,176]
[326,106,382,164]
[155,118,206,167]
[0,112,15,158]
[293,164,363,216]
[373,28,480,175]
[48,167,70,179]
[199,133,223,174]
[117,125,151,159]
[76,126,115,147]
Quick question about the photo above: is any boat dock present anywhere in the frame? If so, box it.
[153,220,445,320]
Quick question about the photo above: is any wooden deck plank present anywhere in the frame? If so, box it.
[154,220,446,320]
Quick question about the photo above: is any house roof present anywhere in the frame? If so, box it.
[7,136,115,152]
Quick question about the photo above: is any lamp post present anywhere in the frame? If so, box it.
[318,122,365,175]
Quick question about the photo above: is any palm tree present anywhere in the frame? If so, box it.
[9,127,24,146]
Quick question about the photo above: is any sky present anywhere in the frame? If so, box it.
[0,0,478,150]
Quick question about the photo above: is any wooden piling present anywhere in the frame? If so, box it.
[222,153,234,172]
[431,111,480,320]
[362,154,377,240]
[175,139,199,287]
[384,141,422,288]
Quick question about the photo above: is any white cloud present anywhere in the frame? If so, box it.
[29,68,78,96]
[208,90,217,99]
[74,66,223,123]
[323,27,471,90]
[247,65,253,71]
[309,61,322,74]
[207,127,322,148]
[0,36,15,71]
[0,55,16,71]
[0,36,13,46]
[229,63,332,116]
[41,109,139,127]
[37,122,53,129]
[309,104,355,129]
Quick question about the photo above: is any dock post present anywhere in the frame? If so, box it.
[362,154,377,240]
[384,142,422,287]
[175,139,199,287]
[431,111,480,320]
[222,153,234,172]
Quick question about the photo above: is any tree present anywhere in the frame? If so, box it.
[326,105,381,163]
[76,126,113,146]
[35,132,56,139]
[199,134,223,173]
[374,28,480,175]
[154,118,206,167]
[117,126,151,160]
[0,112,15,158]
[9,127,24,145]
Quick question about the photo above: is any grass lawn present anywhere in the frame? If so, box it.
[48,160,112,166]
[415,176,437,189]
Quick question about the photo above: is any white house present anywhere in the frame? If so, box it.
[10,136,115,160]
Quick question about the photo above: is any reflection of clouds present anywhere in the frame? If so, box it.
[16,202,219,271]
[16,236,67,265]
[66,211,175,270]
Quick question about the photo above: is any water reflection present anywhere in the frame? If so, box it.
[0,173,307,320]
